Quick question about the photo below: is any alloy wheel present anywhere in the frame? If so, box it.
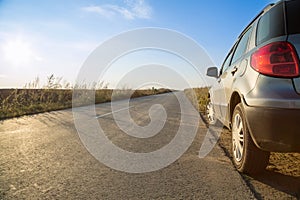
[232,113,244,162]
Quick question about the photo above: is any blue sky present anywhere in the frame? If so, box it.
[0,0,275,89]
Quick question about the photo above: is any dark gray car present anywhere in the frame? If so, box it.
[206,0,300,174]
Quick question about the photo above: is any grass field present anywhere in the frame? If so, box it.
[0,88,171,120]
[0,74,172,120]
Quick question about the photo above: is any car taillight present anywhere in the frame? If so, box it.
[251,42,299,78]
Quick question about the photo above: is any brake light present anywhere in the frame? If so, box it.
[251,42,299,78]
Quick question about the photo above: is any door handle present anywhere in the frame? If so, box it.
[231,67,238,75]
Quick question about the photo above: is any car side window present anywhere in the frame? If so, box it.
[220,50,234,75]
[231,27,252,64]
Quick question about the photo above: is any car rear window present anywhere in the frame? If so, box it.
[286,0,300,35]
[256,3,285,45]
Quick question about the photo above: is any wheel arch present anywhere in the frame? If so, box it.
[229,92,261,149]
[229,92,242,128]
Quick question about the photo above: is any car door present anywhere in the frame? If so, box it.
[211,47,235,124]
[217,26,253,125]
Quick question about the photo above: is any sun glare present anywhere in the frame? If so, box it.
[3,38,36,66]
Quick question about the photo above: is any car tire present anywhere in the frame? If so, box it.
[231,103,270,174]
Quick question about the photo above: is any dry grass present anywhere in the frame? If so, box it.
[0,88,171,120]
[184,87,209,113]
[0,75,172,120]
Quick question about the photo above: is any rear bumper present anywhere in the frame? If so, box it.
[244,105,300,152]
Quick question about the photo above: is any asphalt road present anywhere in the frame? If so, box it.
[0,92,295,199]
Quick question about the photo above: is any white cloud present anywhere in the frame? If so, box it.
[82,0,152,20]
[82,5,115,18]
[126,0,152,19]
[107,5,135,20]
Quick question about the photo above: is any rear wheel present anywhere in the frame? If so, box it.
[231,103,270,174]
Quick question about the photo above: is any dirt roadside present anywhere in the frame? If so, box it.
[217,126,300,199]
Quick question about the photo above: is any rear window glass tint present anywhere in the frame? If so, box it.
[286,0,300,34]
[256,3,285,45]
